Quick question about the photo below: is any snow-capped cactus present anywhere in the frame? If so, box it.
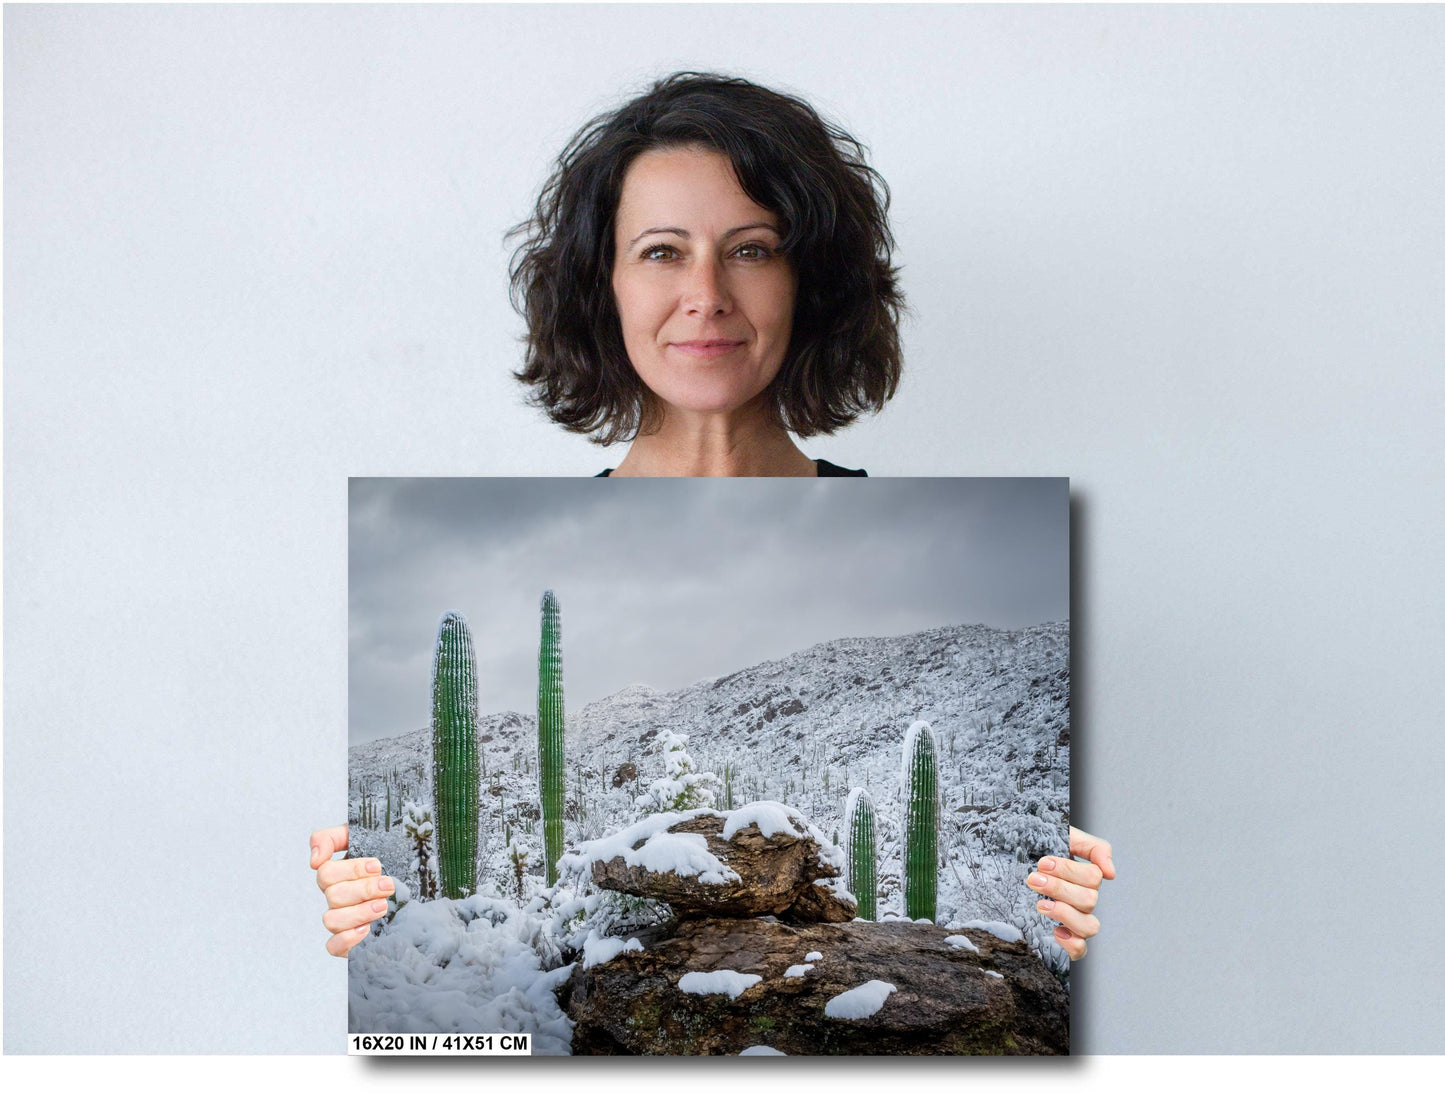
[431,611,480,899]
[537,590,566,887]
[900,720,939,921]
[403,800,438,901]
[844,786,878,921]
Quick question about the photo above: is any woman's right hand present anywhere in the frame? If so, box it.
[310,825,395,958]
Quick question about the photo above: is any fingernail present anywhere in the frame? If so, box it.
[311,846,320,863]
[1039,857,1056,871]
[1028,873,1048,888]
[1038,898,1055,911]
[366,860,381,874]
[371,900,388,914]
[379,877,394,892]
[357,923,371,937]
[1055,926,1072,939]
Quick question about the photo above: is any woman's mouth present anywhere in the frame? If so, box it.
[670,340,745,357]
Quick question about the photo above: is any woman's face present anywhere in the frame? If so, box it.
[611,146,797,421]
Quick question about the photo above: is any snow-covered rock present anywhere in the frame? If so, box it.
[569,803,855,923]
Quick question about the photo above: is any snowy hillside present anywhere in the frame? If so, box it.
[349,620,1070,974]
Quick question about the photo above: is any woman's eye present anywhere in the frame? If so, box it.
[734,243,774,260]
[641,244,678,261]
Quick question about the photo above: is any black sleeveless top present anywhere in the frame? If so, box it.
[595,458,867,477]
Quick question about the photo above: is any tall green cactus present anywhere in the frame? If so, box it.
[901,720,939,921]
[537,589,565,887]
[844,787,877,921]
[431,611,480,899]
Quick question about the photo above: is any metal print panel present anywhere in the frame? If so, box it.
[347,477,1071,1054]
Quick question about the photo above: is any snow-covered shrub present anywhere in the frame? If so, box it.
[983,795,1068,864]
[506,837,533,903]
[634,730,717,813]
[403,800,438,901]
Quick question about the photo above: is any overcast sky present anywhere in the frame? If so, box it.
[349,477,1068,744]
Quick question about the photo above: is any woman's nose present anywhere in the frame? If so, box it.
[682,258,732,317]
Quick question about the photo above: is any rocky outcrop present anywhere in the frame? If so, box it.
[565,917,1068,1055]
[582,805,855,923]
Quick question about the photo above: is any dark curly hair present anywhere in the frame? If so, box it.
[508,71,905,446]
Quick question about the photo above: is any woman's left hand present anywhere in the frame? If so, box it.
[1026,826,1116,961]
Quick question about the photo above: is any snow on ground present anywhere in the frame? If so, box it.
[677,970,763,999]
[740,1045,786,1055]
[784,964,814,979]
[348,896,573,1054]
[824,980,898,1020]
[983,969,1004,979]
[944,934,980,953]
[956,920,1023,943]
[804,951,823,962]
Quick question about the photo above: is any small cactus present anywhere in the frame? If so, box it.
[844,787,878,921]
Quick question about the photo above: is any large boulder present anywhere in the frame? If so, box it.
[564,802,855,923]
[564,916,1068,1055]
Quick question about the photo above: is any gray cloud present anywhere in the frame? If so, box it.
[349,477,1068,743]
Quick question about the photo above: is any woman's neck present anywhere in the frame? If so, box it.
[610,402,817,477]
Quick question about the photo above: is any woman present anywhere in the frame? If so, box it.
[313,72,1115,959]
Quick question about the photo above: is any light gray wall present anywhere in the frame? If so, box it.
[6,4,1442,1053]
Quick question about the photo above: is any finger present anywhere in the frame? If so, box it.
[1054,925,1087,962]
[323,897,393,935]
[1035,896,1100,939]
[1035,854,1103,890]
[324,874,396,910]
[316,856,383,892]
[310,825,350,870]
[1026,868,1099,914]
[326,922,374,959]
[1069,827,1116,880]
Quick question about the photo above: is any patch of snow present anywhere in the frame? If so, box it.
[720,800,802,841]
[581,929,643,969]
[983,969,1004,979]
[784,964,814,979]
[677,969,763,999]
[823,979,897,1020]
[804,951,823,962]
[944,934,979,954]
[913,917,934,925]
[957,920,1023,943]
[560,811,740,886]
[816,877,857,905]
[739,1045,786,1056]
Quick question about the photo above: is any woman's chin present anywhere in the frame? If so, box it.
[651,382,773,422]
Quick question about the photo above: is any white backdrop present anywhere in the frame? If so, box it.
[6,4,1444,1053]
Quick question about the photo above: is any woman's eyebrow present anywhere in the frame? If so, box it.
[626,223,779,249]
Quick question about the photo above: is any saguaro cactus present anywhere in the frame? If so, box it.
[537,590,565,887]
[431,611,480,899]
[844,786,878,921]
[900,720,939,921]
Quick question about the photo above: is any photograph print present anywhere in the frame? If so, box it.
[347,476,1071,1054]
